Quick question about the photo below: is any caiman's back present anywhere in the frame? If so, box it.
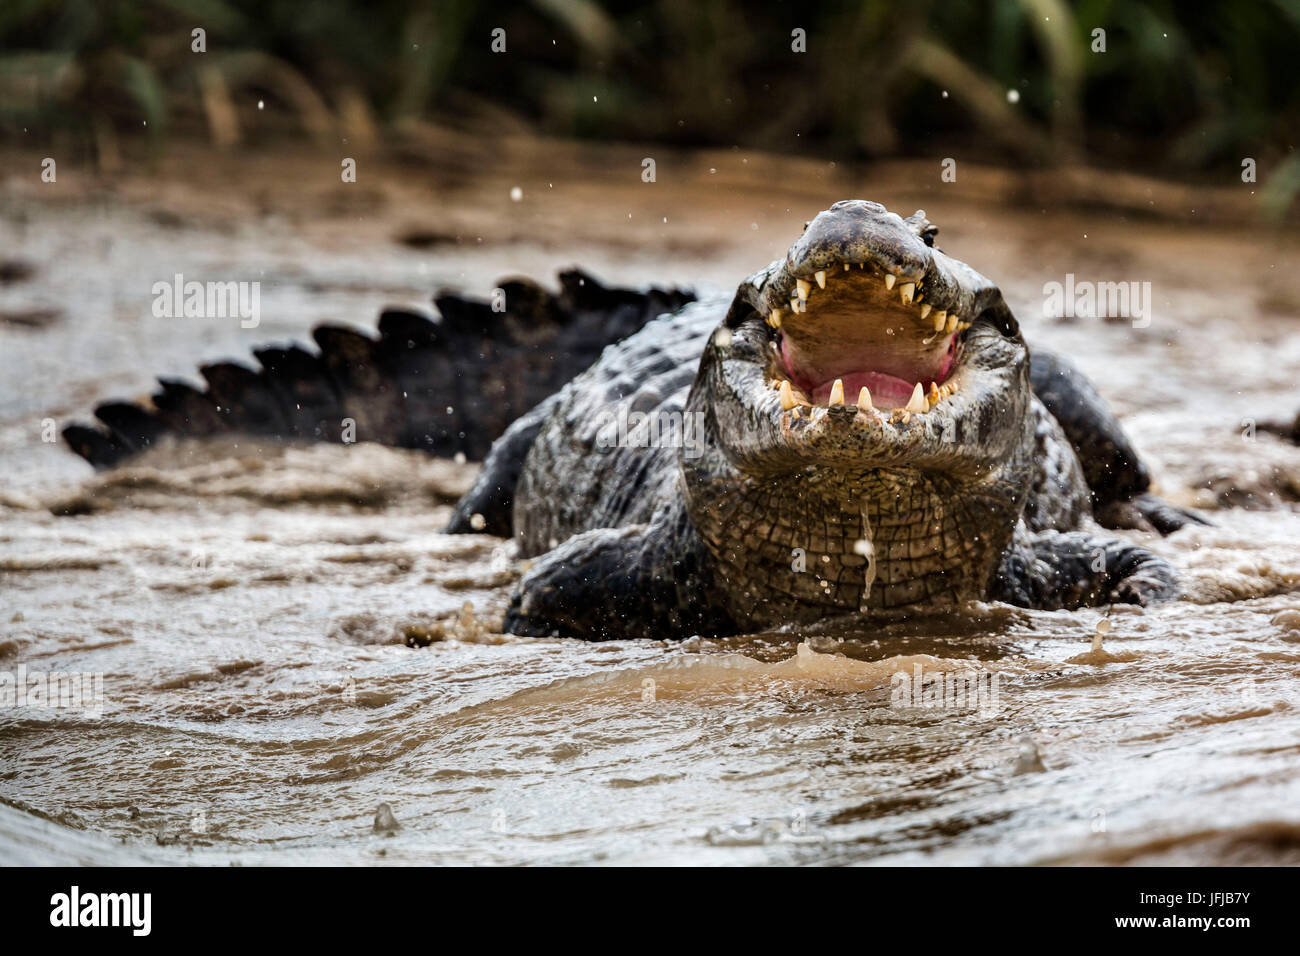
[513,299,722,556]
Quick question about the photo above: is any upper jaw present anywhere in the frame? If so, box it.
[749,244,987,340]
[730,200,983,325]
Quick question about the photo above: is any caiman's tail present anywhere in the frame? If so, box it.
[63,270,693,468]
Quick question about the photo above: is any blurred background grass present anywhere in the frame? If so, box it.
[2,0,1298,207]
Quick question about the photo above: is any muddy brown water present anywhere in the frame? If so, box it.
[3,144,1300,864]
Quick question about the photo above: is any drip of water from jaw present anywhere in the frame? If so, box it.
[858,499,876,611]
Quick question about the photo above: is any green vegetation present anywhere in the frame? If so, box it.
[2,0,1297,179]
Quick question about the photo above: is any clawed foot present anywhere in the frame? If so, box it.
[1110,561,1177,606]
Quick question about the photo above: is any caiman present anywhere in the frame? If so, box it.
[65,201,1205,640]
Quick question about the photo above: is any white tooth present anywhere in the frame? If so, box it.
[884,274,896,290]
[946,313,958,333]
[905,382,928,413]
[796,279,811,300]
[858,262,864,269]
[934,309,947,331]
[770,309,782,327]
[814,270,827,289]
[780,380,796,410]
[857,387,872,411]
[790,299,801,314]
[829,378,845,405]
[899,282,915,305]
[843,263,851,272]
[920,304,932,319]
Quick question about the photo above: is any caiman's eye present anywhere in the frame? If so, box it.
[976,305,1019,338]
[921,225,938,248]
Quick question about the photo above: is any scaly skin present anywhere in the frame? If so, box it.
[501,201,1198,640]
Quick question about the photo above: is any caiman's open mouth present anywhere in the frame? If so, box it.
[764,259,972,415]
[708,200,1025,474]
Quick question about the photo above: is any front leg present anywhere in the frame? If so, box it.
[992,528,1177,611]
[504,505,732,641]
[1030,349,1208,534]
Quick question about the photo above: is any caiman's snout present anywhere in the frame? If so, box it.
[785,201,934,285]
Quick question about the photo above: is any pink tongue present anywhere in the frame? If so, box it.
[810,371,917,408]
[780,334,957,409]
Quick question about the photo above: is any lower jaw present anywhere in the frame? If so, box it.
[780,341,960,411]
[808,371,918,408]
